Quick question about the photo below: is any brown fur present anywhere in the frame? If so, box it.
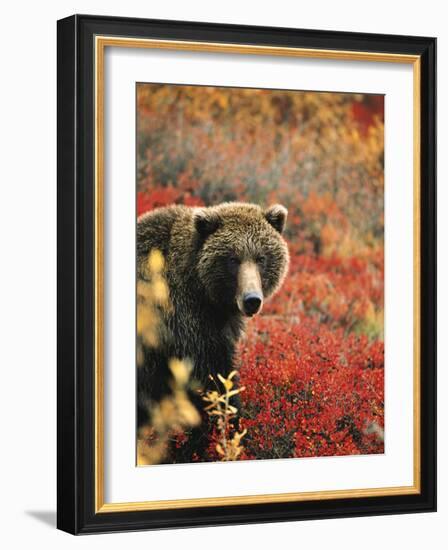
[137,202,289,457]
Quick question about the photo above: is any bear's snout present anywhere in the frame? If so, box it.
[236,261,263,317]
[242,292,263,316]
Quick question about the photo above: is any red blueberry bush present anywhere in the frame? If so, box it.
[238,316,384,459]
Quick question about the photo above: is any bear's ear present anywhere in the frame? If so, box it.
[264,204,287,234]
[194,209,221,237]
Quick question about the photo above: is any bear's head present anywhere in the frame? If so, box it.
[194,202,289,317]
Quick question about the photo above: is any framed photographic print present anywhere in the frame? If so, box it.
[57,14,436,534]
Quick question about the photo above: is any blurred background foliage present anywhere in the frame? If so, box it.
[137,85,384,250]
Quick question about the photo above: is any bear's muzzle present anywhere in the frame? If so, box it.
[236,261,263,317]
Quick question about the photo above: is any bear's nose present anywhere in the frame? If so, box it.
[243,292,263,316]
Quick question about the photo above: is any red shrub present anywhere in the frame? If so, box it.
[238,317,384,459]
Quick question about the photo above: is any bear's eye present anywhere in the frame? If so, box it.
[256,255,267,267]
[228,256,240,267]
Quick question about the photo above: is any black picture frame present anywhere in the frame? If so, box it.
[57,14,436,534]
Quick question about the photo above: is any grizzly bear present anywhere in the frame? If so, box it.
[137,202,289,460]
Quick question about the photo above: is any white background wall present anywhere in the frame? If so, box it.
[0,1,444,547]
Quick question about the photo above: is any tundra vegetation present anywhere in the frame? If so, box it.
[136,84,385,464]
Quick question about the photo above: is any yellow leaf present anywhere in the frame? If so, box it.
[216,444,225,456]
[217,373,233,391]
[169,358,192,387]
[147,249,165,274]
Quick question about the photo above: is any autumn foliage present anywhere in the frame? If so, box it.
[137,84,385,460]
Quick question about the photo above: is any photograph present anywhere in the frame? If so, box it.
[55,14,436,534]
[0,0,441,543]
[135,83,386,466]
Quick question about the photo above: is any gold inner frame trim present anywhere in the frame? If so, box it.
[94,35,421,513]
